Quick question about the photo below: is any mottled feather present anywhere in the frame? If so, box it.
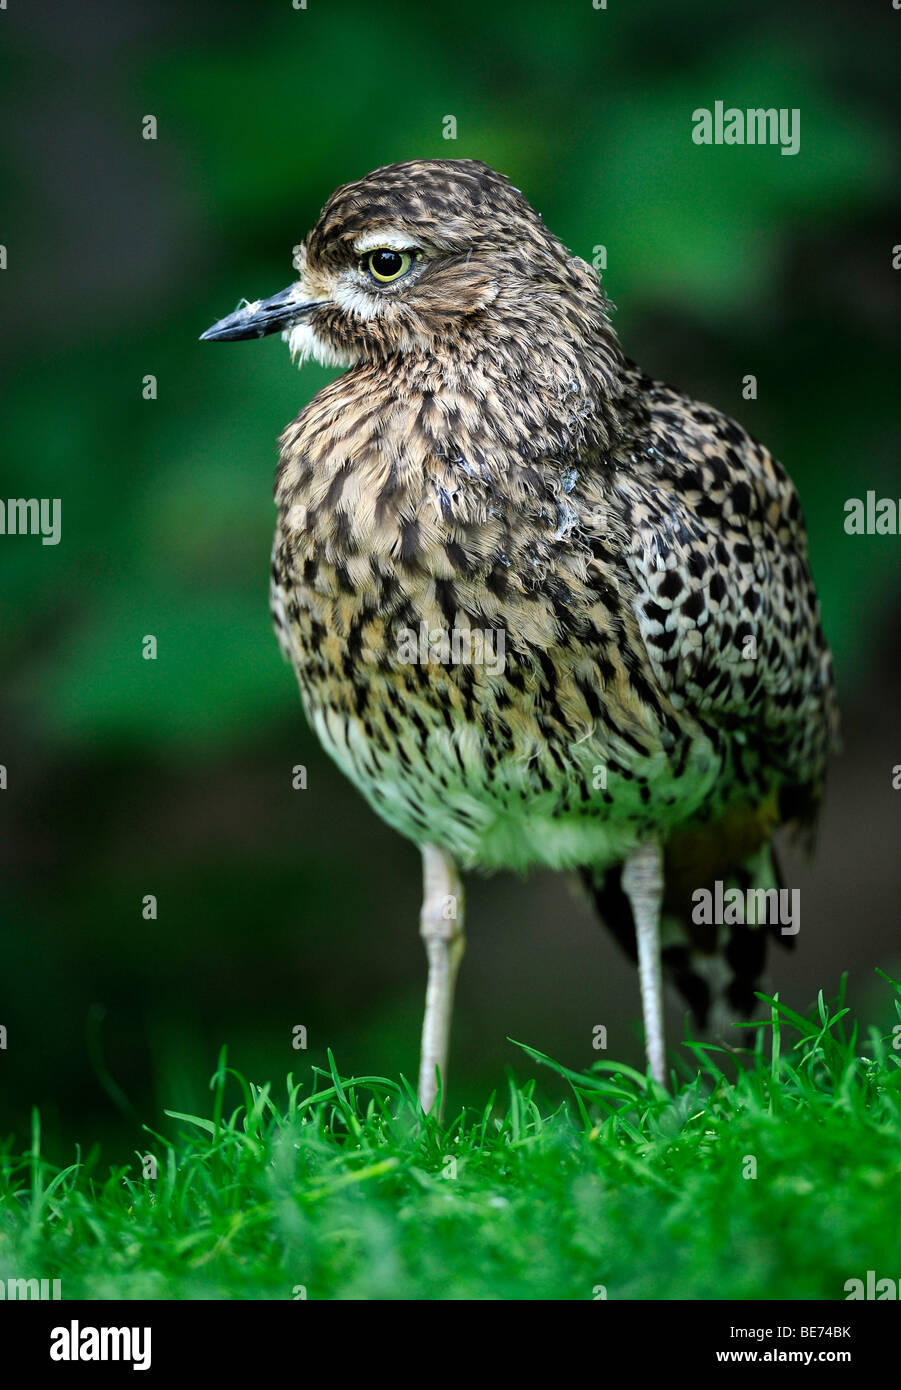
[267,159,838,1029]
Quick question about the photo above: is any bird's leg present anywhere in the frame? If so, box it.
[417,843,465,1119]
[621,840,666,1087]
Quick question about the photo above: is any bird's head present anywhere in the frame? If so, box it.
[201,159,610,370]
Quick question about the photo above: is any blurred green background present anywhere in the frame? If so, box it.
[1,0,899,1163]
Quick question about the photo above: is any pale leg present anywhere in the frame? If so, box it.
[417,843,465,1118]
[621,840,666,1086]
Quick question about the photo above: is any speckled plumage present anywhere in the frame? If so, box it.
[212,158,838,1046]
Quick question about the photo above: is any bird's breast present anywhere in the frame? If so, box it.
[269,418,727,871]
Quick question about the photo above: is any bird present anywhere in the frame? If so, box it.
[201,158,838,1116]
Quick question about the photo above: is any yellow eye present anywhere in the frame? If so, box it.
[362,248,416,283]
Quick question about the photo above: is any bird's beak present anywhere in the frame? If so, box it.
[200,285,327,342]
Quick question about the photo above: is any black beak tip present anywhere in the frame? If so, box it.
[199,312,254,343]
[199,320,229,343]
[200,289,324,345]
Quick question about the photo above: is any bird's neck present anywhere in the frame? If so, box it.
[379,317,633,466]
[275,317,641,530]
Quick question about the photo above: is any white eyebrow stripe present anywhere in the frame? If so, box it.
[352,229,422,254]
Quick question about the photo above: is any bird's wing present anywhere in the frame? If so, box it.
[606,424,837,803]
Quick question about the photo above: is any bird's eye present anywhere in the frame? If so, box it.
[362,248,418,284]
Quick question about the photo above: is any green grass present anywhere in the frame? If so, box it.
[2,976,900,1300]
